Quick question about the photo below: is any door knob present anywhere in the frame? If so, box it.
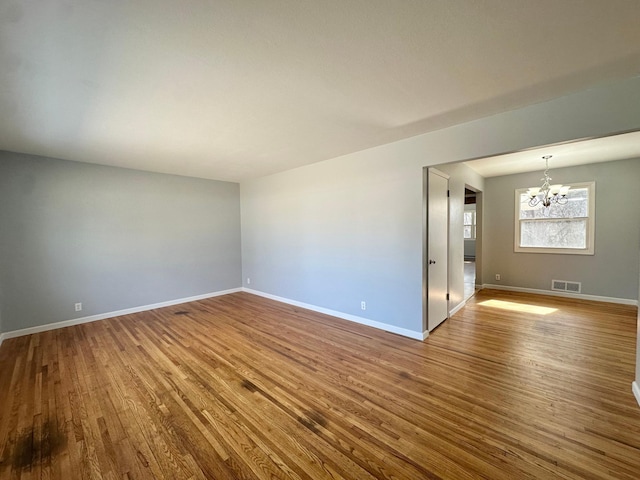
[429,259,436,264]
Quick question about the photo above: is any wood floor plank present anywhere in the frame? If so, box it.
[1,289,640,479]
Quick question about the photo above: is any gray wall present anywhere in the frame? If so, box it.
[241,154,422,331]
[0,151,241,332]
[241,76,640,336]
[464,240,476,259]
[483,158,640,300]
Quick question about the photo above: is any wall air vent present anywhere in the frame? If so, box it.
[552,279,582,294]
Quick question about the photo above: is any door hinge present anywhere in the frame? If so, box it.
[446,293,450,300]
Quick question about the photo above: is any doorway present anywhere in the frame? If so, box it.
[425,168,449,332]
[423,166,484,336]
[464,187,478,301]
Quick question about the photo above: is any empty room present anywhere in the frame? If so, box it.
[1,1,640,479]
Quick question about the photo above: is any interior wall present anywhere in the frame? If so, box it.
[0,151,242,332]
[430,163,485,311]
[464,241,476,258]
[482,158,640,301]
[241,76,640,336]
[242,154,422,332]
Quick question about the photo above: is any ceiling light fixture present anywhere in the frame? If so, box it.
[526,155,570,208]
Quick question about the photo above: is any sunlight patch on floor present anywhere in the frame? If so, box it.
[479,299,557,315]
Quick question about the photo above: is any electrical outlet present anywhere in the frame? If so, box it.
[495,274,501,281]
[247,277,251,285]
[75,303,82,312]
[361,301,366,311]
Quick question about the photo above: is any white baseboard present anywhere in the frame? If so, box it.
[633,381,640,408]
[0,288,242,341]
[449,299,467,317]
[242,288,425,341]
[481,284,638,306]
[0,332,5,348]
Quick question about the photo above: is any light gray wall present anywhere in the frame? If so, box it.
[464,240,476,258]
[241,155,421,331]
[483,158,640,300]
[431,164,484,311]
[241,76,640,336]
[0,151,241,332]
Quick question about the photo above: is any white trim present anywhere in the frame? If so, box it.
[0,332,5,348]
[449,299,467,317]
[242,288,425,341]
[633,381,640,408]
[428,167,450,180]
[0,288,242,340]
[481,284,637,306]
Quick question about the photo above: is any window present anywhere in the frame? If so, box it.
[514,181,595,255]
[464,210,476,239]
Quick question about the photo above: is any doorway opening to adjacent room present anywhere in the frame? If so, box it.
[424,168,450,333]
[464,186,481,301]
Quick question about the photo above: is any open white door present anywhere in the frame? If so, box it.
[427,168,449,331]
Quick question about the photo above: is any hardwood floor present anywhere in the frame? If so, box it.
[0,289,639,479]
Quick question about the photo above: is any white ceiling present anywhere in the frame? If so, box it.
[1,1,640,182]
[464,130,640,177]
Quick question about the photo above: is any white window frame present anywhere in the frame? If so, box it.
[514,181,595,255]
[463,208,476,240]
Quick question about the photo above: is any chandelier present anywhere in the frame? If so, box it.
[525,155,570,208]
